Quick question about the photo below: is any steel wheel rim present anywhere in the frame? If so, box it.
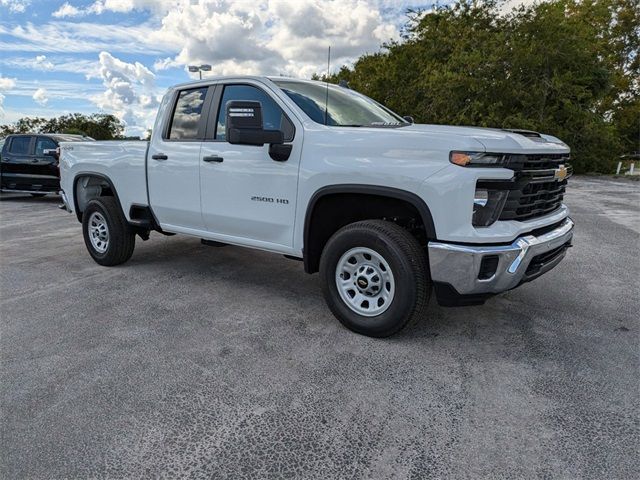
[335,247,395,317]
[88,212,109,254]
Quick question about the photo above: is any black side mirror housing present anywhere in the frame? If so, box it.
[403,115,414,124]
[226,100,284,146]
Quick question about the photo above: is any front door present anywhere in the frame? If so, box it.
[199,83,301,249]
[147,86,213,231]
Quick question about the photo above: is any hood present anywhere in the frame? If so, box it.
[404,124,570,154]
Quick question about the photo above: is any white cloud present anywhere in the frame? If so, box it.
[34,55,54,70]
[51,0,172,18]
[32,87,49,106]
[0,0,30,13]
[265,0,400,77]
[2,78,104,121]
[52,2,83,18]
[0,55,100,78]
[0,77,16,91]
[149,0,401,78]
[92,51,160,134]
[0,22,172,54]
[5,79,104,101]
[0,76,17,119]
[18,1,402,78]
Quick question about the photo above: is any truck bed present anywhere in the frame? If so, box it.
[59,140,149,221]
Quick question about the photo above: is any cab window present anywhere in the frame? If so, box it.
[168,87,208,140]
[9,136,32,155]
[35,137,57,156]
[216,85,294,142]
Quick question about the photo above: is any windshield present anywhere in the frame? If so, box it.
[273,80,408,128]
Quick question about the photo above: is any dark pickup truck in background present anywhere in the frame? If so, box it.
[0,133,93,196]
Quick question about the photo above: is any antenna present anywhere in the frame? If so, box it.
[324,46,330,126]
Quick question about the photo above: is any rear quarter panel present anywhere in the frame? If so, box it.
[59,140,149,221]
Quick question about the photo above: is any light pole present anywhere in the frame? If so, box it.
[188,64,212,80]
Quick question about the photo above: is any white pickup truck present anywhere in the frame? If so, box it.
[60,76,574,337]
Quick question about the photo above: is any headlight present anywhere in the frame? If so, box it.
[450,151,509,167]
[473,187,508,227]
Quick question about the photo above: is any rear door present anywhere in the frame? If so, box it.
[0,135,37,190]
[198,82,301,248]
[147,85,215,231]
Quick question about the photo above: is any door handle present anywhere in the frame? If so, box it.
[151,154,168,160]
[203,156,224,163]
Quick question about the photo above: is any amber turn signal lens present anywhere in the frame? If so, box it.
[450,152,472,166]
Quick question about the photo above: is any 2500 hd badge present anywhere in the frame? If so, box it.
[251,196,289,205]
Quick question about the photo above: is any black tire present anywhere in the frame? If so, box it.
[319,220,430,338]
[82,196,135,266]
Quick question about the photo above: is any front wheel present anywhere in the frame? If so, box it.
[319,220,430,337]
[82,196,135,266]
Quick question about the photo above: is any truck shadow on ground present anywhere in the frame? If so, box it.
[126,233,546,342]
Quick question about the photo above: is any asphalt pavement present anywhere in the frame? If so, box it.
[1,176,638,479]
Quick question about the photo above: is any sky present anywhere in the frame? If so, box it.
[0,0,534,136]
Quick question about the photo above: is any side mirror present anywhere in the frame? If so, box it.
[403,115,414,124]
[43,148,59,159]
[226,100,284,146]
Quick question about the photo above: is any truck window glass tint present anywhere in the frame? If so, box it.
[216,85,293,141]
[9,136,31,154]
[169,87,208,139]
[273,80,407,127]
[35,137,57,156]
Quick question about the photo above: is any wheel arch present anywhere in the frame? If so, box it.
[303,184,437,274]
[72,172,124,223]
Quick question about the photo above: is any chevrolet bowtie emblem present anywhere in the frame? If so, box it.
[554,165,568,181]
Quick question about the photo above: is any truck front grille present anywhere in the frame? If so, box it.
[499,154,571,222]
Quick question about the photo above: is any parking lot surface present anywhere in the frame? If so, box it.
[1,176,638,479]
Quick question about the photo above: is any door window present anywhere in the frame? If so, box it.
[216,85,294,142]
[168,87,208,140]
[35,137,57,156]
[8,136,32,155]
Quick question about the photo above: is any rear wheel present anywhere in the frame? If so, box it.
[320,220,430,337]
[82,197,135,266]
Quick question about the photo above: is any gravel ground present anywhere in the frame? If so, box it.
[1,176,638,479]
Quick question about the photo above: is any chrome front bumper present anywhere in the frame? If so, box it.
[428,218,574,296]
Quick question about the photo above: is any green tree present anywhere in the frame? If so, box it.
[1,113,125,140]
[325,0,639,173]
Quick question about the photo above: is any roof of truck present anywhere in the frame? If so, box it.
[171,76,319,89]
[2,133,94,141]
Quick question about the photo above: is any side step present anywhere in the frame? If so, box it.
[201,239,228,247]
